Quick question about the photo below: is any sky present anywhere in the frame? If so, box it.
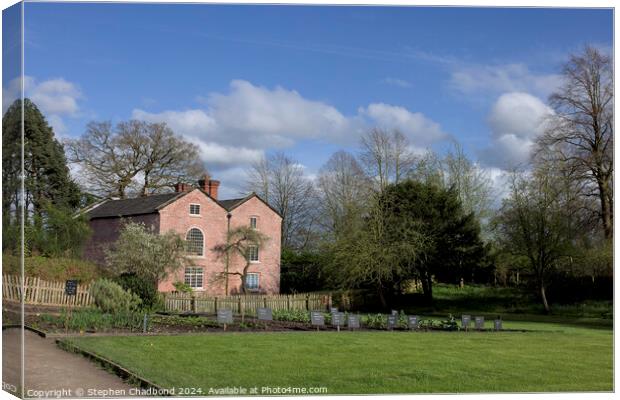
[2,3,614,199]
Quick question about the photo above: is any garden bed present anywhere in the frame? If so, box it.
[20,308,530,335]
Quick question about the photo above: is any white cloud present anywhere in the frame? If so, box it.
[3,75,82,137]
[359,102,448,146]
[131,80,448,179]
[480,92,554,170]
[449,63,563,98]
[132,108,217,137]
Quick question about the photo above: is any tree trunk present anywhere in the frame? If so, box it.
[421,272,433,304]
[598,178,613,239]
[377,284,387,308]
[540,284,550,313]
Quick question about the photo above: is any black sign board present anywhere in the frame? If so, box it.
[217,309,233,324]
[64,280,78,296]
[475,316,485,330]
[347,314,360,329]
[257,307,272,321]
[408,315,419,330]
[387,314,397,330]
[494,319,502,331]
[461,315,471,329]
[331,312,345,327]
[310,311,325,326]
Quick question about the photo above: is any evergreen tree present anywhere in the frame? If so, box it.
[2,98,83,252]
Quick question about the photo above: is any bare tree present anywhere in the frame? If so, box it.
[66,120,205,198]
[212,226,269,295]
[137,122,204,196]
[493,168,579,313]
[316,150,370,234]
[537,46,613,239]
[245,152,316,249]
[359,128,417,192]
[443,142,495,224]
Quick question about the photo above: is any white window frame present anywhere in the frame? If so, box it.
[249,216,258,229]
[185,227,205,257]
[248,245,259,263]
[245,273,260,291]
[189,203,201,216]
[184,267,204,290]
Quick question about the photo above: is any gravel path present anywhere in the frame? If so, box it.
[3,328,137,398]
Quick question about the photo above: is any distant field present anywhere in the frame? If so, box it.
[66,319,612,394]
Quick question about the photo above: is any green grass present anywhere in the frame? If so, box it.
[408,284,612,319]
[65,319,612,394]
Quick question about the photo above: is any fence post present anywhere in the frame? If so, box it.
[191,293,197,313]
[305,295,309,311]
[287,295,291,310]
[214,297,218,313]
[263,297,267,308]
[238,296,242,314]
[328,293,333,311]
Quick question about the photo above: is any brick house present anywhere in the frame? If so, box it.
[82,179,282,295]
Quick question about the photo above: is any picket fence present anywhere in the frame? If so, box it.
[164,292,332,315]
[2,275,94,307]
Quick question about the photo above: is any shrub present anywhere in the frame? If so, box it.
[3,253,104,282]
[272,309,312,323]
[363,313,386,329]
[90,278,142,313]
[114,273,161,310]
[37,309,143,332]
[173,281,193,294]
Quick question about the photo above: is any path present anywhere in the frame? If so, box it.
[3,328,137,398]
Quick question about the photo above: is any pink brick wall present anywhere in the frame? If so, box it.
[226,196,281,294]
[157,190,282,295]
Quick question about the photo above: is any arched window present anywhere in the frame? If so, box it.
[186,228,204,256]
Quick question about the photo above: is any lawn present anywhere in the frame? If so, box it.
[65,319,612,394]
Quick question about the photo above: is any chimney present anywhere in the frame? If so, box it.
[207,180,220,200]
[199,176,220,199]
[174,182,191,193]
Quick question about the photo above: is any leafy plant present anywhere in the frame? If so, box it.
[272,309,311,323]
[173,281,193,294]
[114,273,161,310]
[90,278,142,313]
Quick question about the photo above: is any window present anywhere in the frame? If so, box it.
[184,267,204,289]
[186,228,204,256]
[245,273,259,290]
[248,245,259,262]
[189,204,200,215]
[249,217,257,229]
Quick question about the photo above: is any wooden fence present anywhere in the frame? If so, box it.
[164,292,332,315]
[2,275,94,307]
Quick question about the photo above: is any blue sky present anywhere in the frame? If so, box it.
[3,3,613,198]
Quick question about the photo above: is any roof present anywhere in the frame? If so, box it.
[218,198,245,210]
[86,192,183,219]
[85,190,282,219]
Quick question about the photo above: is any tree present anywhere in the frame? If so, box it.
[212,226,269,294]
[492,170,576,312]
[443,142,495,227]
[537,46,613,239]
[2,99,81,224]
[105,222,188,284]
[65,120,205,198]
[245,152,316,249]
[316,150,369,235]
[359,128,417,192]
[327,189,423,307]
[380,180,484,301]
